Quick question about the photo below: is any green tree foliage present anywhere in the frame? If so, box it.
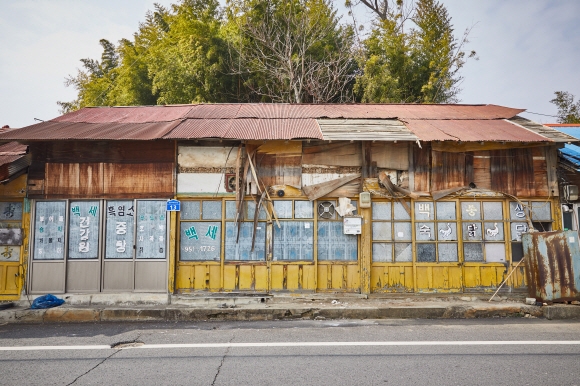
[353,0,475,103]
[550,91,580,124]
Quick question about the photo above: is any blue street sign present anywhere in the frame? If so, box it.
[166,199,181,212]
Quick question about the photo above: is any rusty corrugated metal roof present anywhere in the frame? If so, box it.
[165,118,323,140]
[404,119,551,142]
[54,105,193,123]
[0,120,181,141]
[0,141,27,155]
[185,103,524,120]
[317,119,417,141]
[508,116,577,142]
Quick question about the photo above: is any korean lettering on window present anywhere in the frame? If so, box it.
[33,201,66,260]
[105,200,135,259]
[68,201,100,259]
[135,201,167,259]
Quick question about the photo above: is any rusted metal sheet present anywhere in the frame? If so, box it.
[523,230,580,302]
[510,117,577,142]
[0,142,27,155]
[53,105,192,123]
[404,119,550,142]
[0,121,181,141]
[165,118,323,140]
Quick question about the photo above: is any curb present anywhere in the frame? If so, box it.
[0,304,555,324]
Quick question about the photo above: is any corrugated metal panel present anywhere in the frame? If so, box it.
[523,230,580,302]
[317,119,417,141]
[185,103,524,120]
[509,116,576,142]
[405,119,551,142]
[0,142,27,155]
[54,105,193,123]
[164,118,323,140]
[0,121,181,141]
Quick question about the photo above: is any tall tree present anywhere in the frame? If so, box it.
[352,0,475,103]
[550,91,580,124]
[226,0,357,103]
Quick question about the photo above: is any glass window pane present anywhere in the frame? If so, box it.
[437,222,457,241]
[531,201,551,221]
[225,222,265,261]
[202,201,222,220]
[509,201,528,220]
[136,201,167,259]
[393,201,411,220]
[372,202,391,220]
[372,243,392,262]
[485,243,506,263]
[180,222,221,261]
[511,242,524,262]
[510,222,529,241]
[417,243,436,262]
[68,201,100,259]
[463,222,483,241]
[483,202,503,220]
[33,201,66,260]
[461,202,481,220]
[273,221,313,261]
[438,243,458,262]
[317,222,357,261]
[394,243,412,262]
[0,202,23,221]
[415,202,434,221]
[464,243,484,261]
[180,201,200,220]
[295,201,314,219]
[105,200,135,259]
[273,200,292,219]
[436,202,456,220]
[225,201,237,220]
[563,211,573,231]
[246,201,268,220]
[416,222,435,241]
[394,222,412,241]
[532,221,552,232]
[372,222,392,241]
[483,222,504,241]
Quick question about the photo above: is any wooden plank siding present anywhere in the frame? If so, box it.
[412,143,431,192]
[490,148,536,196]
[29,141,175,199]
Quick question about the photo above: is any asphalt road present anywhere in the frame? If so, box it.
[0,319,579,386]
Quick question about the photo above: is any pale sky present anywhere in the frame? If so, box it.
[1,0,579,128]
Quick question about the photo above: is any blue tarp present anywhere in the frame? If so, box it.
[557,127,580,169]
[30,294,65,309]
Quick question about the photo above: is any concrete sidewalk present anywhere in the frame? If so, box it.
[1,294,580,323]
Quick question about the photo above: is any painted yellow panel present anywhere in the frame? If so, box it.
[286,265,300,290]
[448,266,463,289]
[271,265,285,290]
[331,266,345,290]
[4,265,18,292]
[0,265,4,292]
[432,267,449,289]
[0,175,27,198]
[193,265,209,290]
[175,266,192,290]
[346,265,360,291]
[238,265,253,290]
[302,265,316,290]
[415,266,431,290]
[254,266,268,291]
[509,265,527,288]
[223,266,237,291]
[317,265,331,290]
[209,265,221,291]
[463,266,480,288]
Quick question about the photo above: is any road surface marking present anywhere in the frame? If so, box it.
[1,341,580,351]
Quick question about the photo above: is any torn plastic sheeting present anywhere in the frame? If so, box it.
[336,197,356,217]
[30,294,65,309]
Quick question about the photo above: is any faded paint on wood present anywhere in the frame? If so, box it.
[431,151,466,192]
[0,175,27,198]
[431,141,547,153]
[412,143,430,192]
[532,147,548,197]
[178,146,237,168]
[302,142,362,166]
[103,163,173,197]
[473,151,491,190]
[257,154,302,188]
[491,149,535,197]
[545,145,559,196]
[302,174,360,200]
[514,148,535,197]
[371,142,409,170]
[178,173,229,194]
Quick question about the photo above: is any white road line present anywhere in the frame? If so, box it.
[1,341,580,351]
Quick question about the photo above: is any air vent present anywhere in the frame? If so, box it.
[318,201,335,219]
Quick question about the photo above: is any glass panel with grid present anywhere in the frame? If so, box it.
[317,200,357,261]
[272,200,315,261]
[372,201,411,262]
[415,201,458,262]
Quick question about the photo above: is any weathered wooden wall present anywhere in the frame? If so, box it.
[28,141,175,199]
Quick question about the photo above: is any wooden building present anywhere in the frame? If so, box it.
[0,104,574,296]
